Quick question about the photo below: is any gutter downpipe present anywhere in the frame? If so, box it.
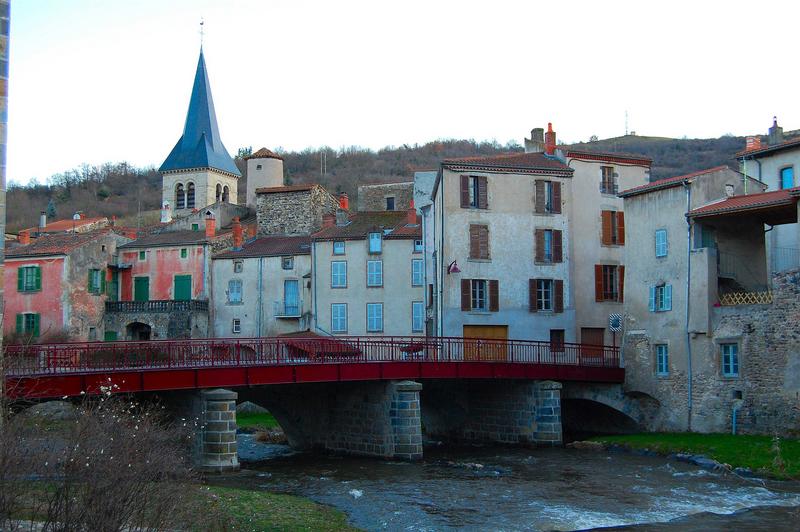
[440,169,446,338]
[683,179,693,432]
[257,257,263,336]
[313,240,318,332]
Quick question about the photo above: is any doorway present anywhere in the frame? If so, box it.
[126,322,152,341]
[463,325,508,361]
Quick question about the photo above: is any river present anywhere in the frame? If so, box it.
[215,437,800,531]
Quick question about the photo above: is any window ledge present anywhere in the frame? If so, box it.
[226,302,244,306]
[331,286,348,289]
[467,258,491,263]
[367,285,384,288]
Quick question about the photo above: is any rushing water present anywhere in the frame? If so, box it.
[216,438,800,531]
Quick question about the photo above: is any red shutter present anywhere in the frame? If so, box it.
[552,181,562,214]
[489,280,499,312]
[478,176,488,209]
[460,175,470,208]
[594,264,603,302]
[469,225,479,259]
[461,279,471,311]
[479,226,489,259]
[529,279,537,312]
[618,265,625,303]
[554,280,564,313]
[616,211,625,245]
[601,211,613,245]
[534,230,544,262]
[534,180,545,214]
[553,230,563,263]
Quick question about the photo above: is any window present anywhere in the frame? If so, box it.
[331,261,347,288]
[649,284,672,312]
[331,303,347,333]
[87,268,104,295]
[88,327,97,341]
[693,223,715,249]
[15,313,40,337]
[460,175,488,209]
[367,260,383,287]
[414,239,423,253]
[412,301,424,333]
[18,265,41,292]
[780,167,794,190]
[461,279,498,311]
[233,260,243,273]
[284,279,300,315]
[721,343,739,377]
[600,166,617,194]
[531,278,564,313]
[368,232,382,254]
[175,183,185,210]
[256,164,262,170]
[535,229,562,263]
[550,329,565,352]
[471,279,488,311]
[186,182,196,209]
[138,251,146,261]
[601,211,625,245]
[333,241,345,255]
[537,279,553,311]
[180,248,188,259]
[594,265,624,303]
[656,344,669,376]
[655,229,668,257]
[232,318,241,334]
[386,197,395,210]
[228,279,243,304]
[191,223,199,231]
[412,259,424,286]
[366,303,383,332]
[535,180,561,214]
[469,224,490,260]
[282,256,294,270]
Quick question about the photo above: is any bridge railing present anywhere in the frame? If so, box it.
[3,335,620,377]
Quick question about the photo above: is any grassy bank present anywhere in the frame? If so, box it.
[198,485,359,531]
[589,433,800,478]
[237,411,280,430]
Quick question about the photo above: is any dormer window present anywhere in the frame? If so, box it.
[369,232,382,254]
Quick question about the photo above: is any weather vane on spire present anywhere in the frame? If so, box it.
[199,18,204,48]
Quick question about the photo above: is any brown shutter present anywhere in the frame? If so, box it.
[461,279,471,311]
[469,225,479,259]
[489,280,499,312]
[553,230,563,263]
[618,265,625,303]
[479,226,489,259]
[616,211,625,245]
[478,176,488,209]
[534,229,544,262]
[601,210,613,245]
[529,279,537,312]
[460,175,470,208]
[554,280,564,313]
[594,264,603,302]
[534,180,545,214]
[552,181,562,214]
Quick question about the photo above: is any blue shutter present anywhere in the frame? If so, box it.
[664,285,672,311]
[648,286,656,312]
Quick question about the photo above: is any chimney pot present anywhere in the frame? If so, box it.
[545,122,557,155]
[39,211,47,231]
[232,216,243,250]
[205,214,216,238]
[18,230,31,245]
[406,201,417,225]
[339,193,350,211]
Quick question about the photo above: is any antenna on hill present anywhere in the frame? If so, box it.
[625,110,629,136]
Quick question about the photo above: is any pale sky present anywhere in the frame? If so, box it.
[8,0,799,185]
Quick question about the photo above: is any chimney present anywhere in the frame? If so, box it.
[768,116,784,145]
[18,230,30,245]
[39,211,47,232]
[524,127,545,153]
[79,212,86,220]
[406,199,417,225]
[339,192,350,211]
[322,213,335,228]
[335,208,349,226]
[110,215,116,227]
[745,136,763,152]
[232,216,243,250]
[205,213,216,238]
[545,122,557,155]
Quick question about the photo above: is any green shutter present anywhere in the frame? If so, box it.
[34,266,42,291]
[33,314,40,337]
[88,270,93,292]
[15,314,22,334]
[17,268,23,291]
[104,331,118,342]
[174,275,192,301]
[101,271,107,294]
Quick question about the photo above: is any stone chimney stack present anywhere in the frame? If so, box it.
[205,213,216,238]
[232,216,243,250]
[406,199,417,225]
[18,230,30,245]
[768,116,784,145]
[544,122,557,156]
[39,211,47,232]
[339,192,350,211]
[525,127,545,153]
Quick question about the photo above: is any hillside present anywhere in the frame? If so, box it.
[6,134,750,232]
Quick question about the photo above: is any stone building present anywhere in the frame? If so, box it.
[245,148,284,208]
[358,182,414,211]
[618,166,800,434]
[312,207,424,336]
[160,48,241,213]
[255,184,339,236]
[4,229,130,341]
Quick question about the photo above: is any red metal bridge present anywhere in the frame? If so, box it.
[4,336,623,399]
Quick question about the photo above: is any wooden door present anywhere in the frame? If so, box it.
[581,327,605,358]
[463,325,508,361]
[134,277,149,302]
[174,275,192,301]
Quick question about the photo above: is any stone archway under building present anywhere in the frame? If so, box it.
[126,322,152,341]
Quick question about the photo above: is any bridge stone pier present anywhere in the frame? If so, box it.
[194,388,240,472]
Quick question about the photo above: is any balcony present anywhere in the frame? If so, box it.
[105,300,209,313]
[273,300,303,318]
[716,251,771,306]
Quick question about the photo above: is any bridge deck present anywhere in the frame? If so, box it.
[4,336,623,399]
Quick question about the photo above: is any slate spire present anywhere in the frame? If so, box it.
[159,49,241,176]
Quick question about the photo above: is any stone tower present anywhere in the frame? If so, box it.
[160,48,241,212]
[245,147,284,208]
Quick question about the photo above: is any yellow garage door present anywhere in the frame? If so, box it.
[463,325,508,361]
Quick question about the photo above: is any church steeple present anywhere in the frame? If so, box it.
[159,49,241,177]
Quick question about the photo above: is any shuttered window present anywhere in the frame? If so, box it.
[529,279,563,313]
[461,175,488,209]
[331,261,347,288]
[367,260,383,287]
[368,232,382,254]
[412,301,424,333]
[461,279,498,312]
[18,265,42,292]
[87,269,105,295]
[331,303,347,333]
[600,166,618,194]
[594,265,624,302]
[656,344,669,376]
[228,280,243,304]
[721,343,739,377]
[15,313,40,337]
[534,180,561,214]
[601,211,625,245]
[655,229,668,257]
[535,229,563,263]
[366,303,383,332]
[649,284,672,312]
[412,259,424,286]
[469,224,490,260]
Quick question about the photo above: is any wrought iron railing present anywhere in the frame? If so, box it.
[273,300,303,318]
[104,300,209,313]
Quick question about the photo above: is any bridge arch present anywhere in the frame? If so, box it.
[560,384,659,437]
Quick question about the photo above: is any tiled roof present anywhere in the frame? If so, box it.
[564,149,652,165]
[6,229,113,258]
[313,211,421,241]
[618,166,731,197]
[442,152,573,174]
[245,147,283,161]
[24,216,108,234]
[736,136,800,158]
[688,187,800,218]
[118,230,209,249]
[255,184,316,194]
[214,235,312,259]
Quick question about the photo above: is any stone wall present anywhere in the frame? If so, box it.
[357,182,414,211]
[191,389,239,472]
[256,186,339,236]
[104,307,209,340]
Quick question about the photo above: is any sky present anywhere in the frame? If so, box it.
[7,0,799,186]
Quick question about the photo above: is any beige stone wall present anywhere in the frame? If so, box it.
[358,182,414,211]
[256,187,339,236]
[162,169,239,212]
[246,158,283,208]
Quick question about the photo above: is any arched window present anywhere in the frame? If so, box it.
[175,183,185,210]
[187,182,196,209]
[215,184,222,203]
[222,185,230,202]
